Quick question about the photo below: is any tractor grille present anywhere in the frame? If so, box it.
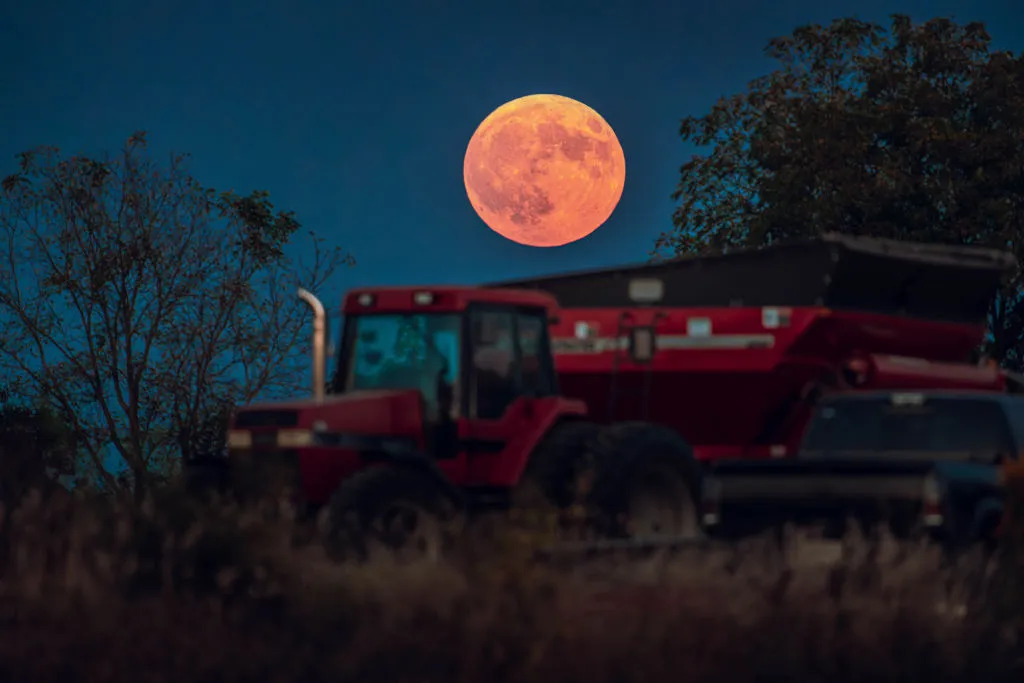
[234,410,299,428]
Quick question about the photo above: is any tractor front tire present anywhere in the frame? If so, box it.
[588,422,702,541]
[324,466,462,564]
[182,456,229,502]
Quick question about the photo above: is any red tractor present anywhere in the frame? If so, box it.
[185,234,1018,558]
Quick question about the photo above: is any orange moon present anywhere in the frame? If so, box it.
[463,94,626,247]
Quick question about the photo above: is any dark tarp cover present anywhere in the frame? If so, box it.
[486,234,1017,325]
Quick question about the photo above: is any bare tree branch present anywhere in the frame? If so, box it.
[0,132,355,497]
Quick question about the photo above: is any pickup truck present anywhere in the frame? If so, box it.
[700,391,1020,550]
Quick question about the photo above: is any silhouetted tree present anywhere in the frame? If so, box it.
[176,399,234,462]
[0,385,77,506]
[0,132,354,498]
[655,15,1024,364]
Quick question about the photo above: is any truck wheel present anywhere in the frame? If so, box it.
[588,422,702,540]
[516,420,601,510]
[325,466,461,564]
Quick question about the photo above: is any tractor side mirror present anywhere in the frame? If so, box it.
[629,326,656,364]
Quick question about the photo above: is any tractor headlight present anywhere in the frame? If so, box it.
[226,430,253,449]
[277,429,318,448]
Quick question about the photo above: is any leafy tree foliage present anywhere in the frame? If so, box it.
[655,15,1024,364]
[0,132,354,497]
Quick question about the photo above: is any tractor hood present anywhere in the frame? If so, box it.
[231,389,424,439]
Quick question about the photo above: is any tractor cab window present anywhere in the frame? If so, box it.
[345,313,461,419]
[471,310,518,419]
[516,312,554,396]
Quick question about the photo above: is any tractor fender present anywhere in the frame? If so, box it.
[360,449,467,510]
[500,396,589,488]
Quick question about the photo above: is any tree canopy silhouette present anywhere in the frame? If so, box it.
[0,132,354,497]
[655,14,1024,364]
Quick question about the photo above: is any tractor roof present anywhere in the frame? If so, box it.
[343,285,558,315]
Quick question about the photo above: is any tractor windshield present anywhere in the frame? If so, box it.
[342,313,462,417]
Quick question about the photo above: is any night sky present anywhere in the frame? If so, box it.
[4,0,1022,300]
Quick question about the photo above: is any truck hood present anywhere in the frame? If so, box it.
[231,389,424,437]
[709,455,941,478]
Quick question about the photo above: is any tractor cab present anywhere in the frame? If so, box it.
[219,285,585,509]
[332,286,566,453]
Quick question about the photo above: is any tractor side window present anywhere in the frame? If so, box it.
[516,312,553,396]
[471,310,519,420]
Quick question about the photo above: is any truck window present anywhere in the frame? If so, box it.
[1001,399,1024,457]
[802,397,1015,457]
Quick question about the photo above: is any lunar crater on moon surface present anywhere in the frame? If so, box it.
[463,94,626,247]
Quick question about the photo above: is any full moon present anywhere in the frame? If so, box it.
[463,94,626,248]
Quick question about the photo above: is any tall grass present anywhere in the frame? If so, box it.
[0,483,1019,683]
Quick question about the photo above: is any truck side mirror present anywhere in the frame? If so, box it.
[971,451,1006,465]
[629,326,656,364]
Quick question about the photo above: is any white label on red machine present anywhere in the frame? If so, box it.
[687,318,712,337]
[761,307,792,328]
[551,333,775,354]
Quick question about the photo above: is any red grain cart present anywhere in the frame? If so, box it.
[491,234,1020,464]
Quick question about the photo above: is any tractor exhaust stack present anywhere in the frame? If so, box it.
[297,288,326,403]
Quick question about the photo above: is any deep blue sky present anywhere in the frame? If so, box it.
[3,0,1021,299]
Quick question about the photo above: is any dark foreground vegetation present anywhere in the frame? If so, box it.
[0,473,1019,683]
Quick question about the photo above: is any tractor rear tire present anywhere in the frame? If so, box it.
[517,420,601,509]
[324,466,462,564]
[588,422,702,541]
[511,420,601,539]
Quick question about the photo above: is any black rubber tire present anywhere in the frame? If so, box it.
[517,420,601,510]
[182,457,228,501]
[325,465,461,563]
[587,422,702,540]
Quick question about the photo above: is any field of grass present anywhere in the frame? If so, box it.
[0,484,1020,683]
